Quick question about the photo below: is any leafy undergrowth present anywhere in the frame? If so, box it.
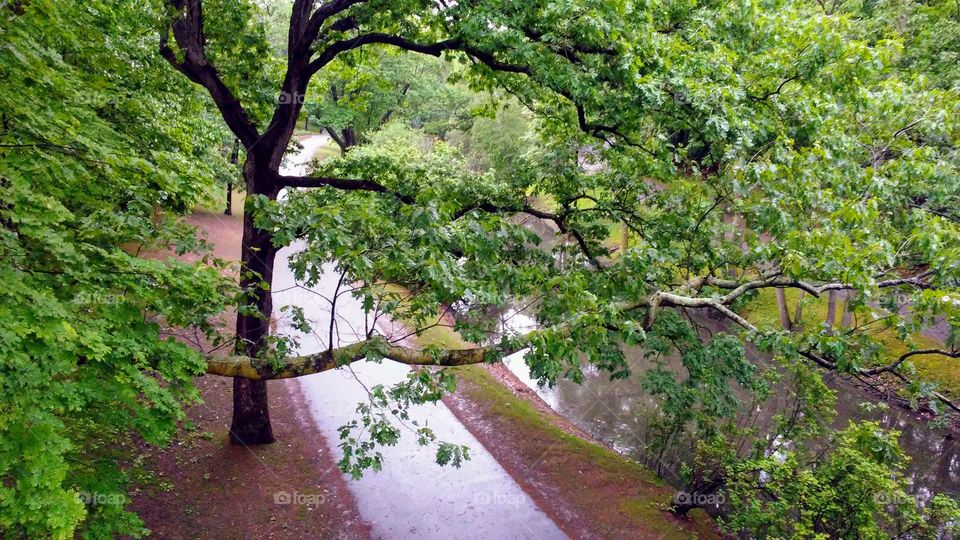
[743,288,959,395]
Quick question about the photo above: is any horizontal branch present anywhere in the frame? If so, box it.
[307,32,532,76]
[205,271,957,415]
[279,172,608,267]
[862,348,960,376]
[205,337,526,379]
[685,270,935,301]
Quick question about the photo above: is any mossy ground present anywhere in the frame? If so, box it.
[395,313,718,537]
[448,362,718,537]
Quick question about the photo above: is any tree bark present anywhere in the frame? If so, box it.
[825,290,838,329]
[229,191,279,444]
[793,291,805,328]
[776,288,793,331]
[325,125,357,156]
[225,33,310,443]
[225,138,239,216]
[343,126,357,149]
[840,291,854,328]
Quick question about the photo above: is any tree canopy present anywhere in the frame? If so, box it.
[2,0,959,537]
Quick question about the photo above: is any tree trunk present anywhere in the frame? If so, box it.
[229,186,279,445]
[723,213,739,278]
[231,378,272,445]
[225,138,239,216]
[776,288,793,331]
[825,290,838,329]
[619,221,628,252]
[342,126,357,151]
[793,291,805,328]
[326,126,357,156]
[840,291,854,328]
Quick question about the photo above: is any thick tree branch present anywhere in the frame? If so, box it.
[205,337,524,379]
[305,0,367,45]
[160,0,260,148]
[205,266,957,414]
[324,126,348,150]
[307,33,531,76]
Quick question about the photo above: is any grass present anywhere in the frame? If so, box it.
[308,142,341,163]
[742,288,960,395]
[292,114,329,136]
[375,283,471,349]
[453,364,660,481]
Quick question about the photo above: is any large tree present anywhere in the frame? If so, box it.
[164,0,958,446]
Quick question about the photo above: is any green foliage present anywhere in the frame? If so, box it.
[336,366,468,479]
[0,1,230,536]
[457,101,536,181]
[227,0,960,535]
[723,421,960,538]
[307,51,473,149]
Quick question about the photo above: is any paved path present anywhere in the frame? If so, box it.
[272,136,566,540]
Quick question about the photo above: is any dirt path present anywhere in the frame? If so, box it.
[132,374,370,539]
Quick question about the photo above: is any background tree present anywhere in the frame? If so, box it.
[306,50,473,153]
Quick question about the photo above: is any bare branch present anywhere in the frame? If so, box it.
[862,348,960,376]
